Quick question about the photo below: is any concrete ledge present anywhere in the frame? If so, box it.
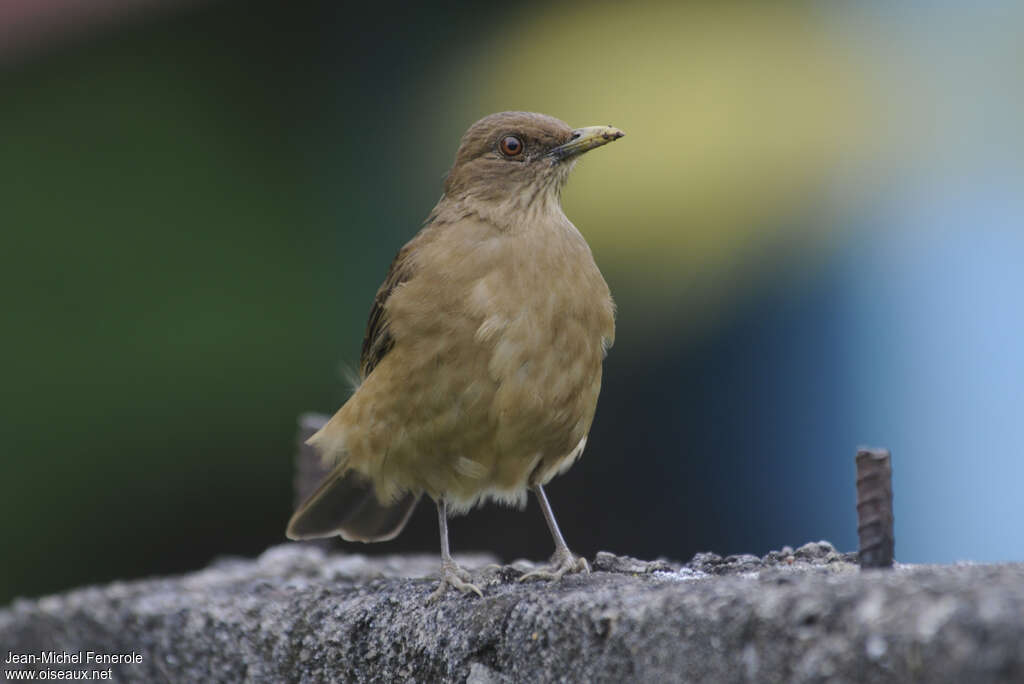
[2,542,1023,683]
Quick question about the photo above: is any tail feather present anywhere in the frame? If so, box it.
[286,468,420,543]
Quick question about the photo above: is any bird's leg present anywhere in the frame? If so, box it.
[519,484,590,582]
[427,499,483,601]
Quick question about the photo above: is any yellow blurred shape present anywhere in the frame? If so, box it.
[448,2,881,330]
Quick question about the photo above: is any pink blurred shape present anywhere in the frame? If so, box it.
[0,0,202,65]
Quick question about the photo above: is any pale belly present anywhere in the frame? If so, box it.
[338,295,606,512]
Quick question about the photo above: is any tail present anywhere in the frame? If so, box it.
[286,468,420,543]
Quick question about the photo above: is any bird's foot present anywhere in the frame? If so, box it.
[518,548,590,583]
[427,559,484,602]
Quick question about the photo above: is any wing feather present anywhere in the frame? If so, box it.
[359,245,415,378]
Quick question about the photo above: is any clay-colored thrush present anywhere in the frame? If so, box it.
[287,111,623,598]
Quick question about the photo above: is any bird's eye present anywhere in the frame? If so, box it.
[499,135,524,157]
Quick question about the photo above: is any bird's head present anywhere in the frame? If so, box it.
[441,111,624,229]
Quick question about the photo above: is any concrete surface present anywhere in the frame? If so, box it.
[2,541,1023,683]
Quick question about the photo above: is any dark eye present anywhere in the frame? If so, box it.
[500,135,524,157]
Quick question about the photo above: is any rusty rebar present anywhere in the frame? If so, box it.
[856,447,894,569]
[294,412,330,508]
[290,412,334,548]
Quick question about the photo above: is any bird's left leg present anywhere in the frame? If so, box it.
[519,484,590,582]
[428,499,484,601]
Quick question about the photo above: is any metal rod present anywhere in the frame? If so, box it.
[856,447,894,569]
[294,412,330,507]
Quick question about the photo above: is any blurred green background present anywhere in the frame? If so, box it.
[3,0,1023,605]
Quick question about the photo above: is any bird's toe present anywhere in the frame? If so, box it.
[518,550,590,583]
[427,560,484,602]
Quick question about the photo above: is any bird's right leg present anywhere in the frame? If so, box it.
[519,484,590,582]
[427,498,483,602]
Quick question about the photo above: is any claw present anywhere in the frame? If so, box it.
[428,560,484,602]
[518,549,590,583]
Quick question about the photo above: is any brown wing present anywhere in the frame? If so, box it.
[359,211,452,378]
[359,242,417,378]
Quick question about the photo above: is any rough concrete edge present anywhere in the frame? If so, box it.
[2,541,1023,684]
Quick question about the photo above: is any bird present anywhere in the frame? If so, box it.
[286,111,623,599]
